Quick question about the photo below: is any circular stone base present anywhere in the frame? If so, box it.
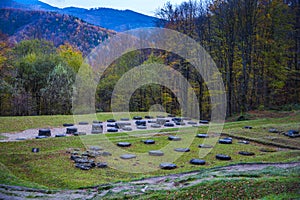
[144,140,155,144]
[190,159,206,165]
[117,142,131,147]
[168,136,181,141]
[216,154,231,160]
[198,144,213,148]
[174,148,190,152]
[159,163,177,170]
[120,154,136,159]
[238,151,255,156]
[149,150,164,156]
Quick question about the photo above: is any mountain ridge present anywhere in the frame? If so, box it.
[0,8,115,55]
[1,0,158,31]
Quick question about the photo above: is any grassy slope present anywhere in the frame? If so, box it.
[0,111,299,193]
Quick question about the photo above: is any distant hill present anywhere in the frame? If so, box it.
[1,0,158,32]
[0,8,115,55]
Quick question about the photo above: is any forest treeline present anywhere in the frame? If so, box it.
[0,0,299,117]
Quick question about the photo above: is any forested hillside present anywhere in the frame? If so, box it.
[96,0,300,117]
[154,0,300,116]
[0,8,115,55]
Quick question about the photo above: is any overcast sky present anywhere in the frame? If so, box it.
[39,0,187,16]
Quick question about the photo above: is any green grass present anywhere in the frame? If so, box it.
[0,130,299,189]
[128,178,300,200]
[0,111,299,190]
[105,166,300,200]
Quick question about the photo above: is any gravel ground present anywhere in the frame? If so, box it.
[0,117,205,142]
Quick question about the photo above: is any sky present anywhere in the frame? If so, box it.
[39,0,187,16]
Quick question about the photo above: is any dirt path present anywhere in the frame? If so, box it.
[0,162,299,200]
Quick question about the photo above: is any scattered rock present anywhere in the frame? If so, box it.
[101,152,112,157]
[190,159,205,165]
[75,163,91,170]
[70,155,81,161]
[284,130,300,138]
[269,128,279,133]
[97,162,108,168]
[89,146,103,151]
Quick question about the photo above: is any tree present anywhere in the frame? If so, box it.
[41,64,75,114]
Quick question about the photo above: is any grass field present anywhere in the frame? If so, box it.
[0,111,299,198]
